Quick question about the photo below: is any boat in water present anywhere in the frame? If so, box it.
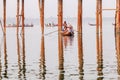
[61,30,74,36]
[61,25,74,36]
[6,23,33,28]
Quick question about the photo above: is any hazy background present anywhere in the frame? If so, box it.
[0,0,116,18]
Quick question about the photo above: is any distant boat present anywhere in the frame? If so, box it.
[6,24,33,28]
[45,23,58,27]
[88,23,96,26]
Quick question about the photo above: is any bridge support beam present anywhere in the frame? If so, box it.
[38,0,44,35]
[58,0,63,32]
[78,0,82,34]
[3,0,6,35]
[96,0,102,54]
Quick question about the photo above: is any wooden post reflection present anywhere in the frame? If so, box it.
[39,36,46,80]
[17,35,22,79]
[38,0,44,35]
[77,34,84,79]
[116,49,120,75]
[96,33,103,79]
[16,0,20,35]
[3,35,8,78]
[0,52,2,79]
[21,33,26,79]
[58,35,64,80]
[58,0,63,32]
[96,0,103,78]
[0,37,2,79]
[22,0,25,35]
[78,0,82,33]
[3,0,6,35]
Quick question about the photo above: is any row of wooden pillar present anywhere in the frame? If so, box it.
[3,0,25,35]
[2,0,82,35]
[38,0,82,35]
[2,0,120,39]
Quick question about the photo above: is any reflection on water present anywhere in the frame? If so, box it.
[39,36,46,80]
[17,34,26,80]
[58,34,64,80]
[21,34,26,79]
[77,34,84,80]
[63,36,74,49]
[116,33,120,75]
[17,35,22,79]
[3,35,8,78]
[96,33,103,80]
[0,37,2,79]
[0,18,119,80]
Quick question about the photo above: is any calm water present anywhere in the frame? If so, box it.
[0,17,118,80]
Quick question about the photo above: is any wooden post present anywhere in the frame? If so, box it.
[22,0,25,35]
[78,0,82,33]
[96,0,103,54]
[38,0,44,35]
[116,0,120,74]
[58,0,63,32]
[3,0,6,35]
[96,0,99,34]
[16,0,20,35]
[116,0,120,55]
[99,0,102,33]
[96,0,103,33]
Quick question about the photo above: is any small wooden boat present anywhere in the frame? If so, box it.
[61,30,74,36]
[61,24,74,36]
[62,31,74,36]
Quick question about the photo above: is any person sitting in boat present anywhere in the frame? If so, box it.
[62,21,67,31]
[67,23,74,34]
[62,23,74,36]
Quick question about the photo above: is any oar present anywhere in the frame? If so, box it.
[44,30,58,36]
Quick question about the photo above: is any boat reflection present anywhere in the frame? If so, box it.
[63,36,74,49]
[96,33,103,80]
[77,34,84,80]
[39,36,46,80]
[58,34,64,80]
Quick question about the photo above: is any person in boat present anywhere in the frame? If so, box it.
[62,21,67,31]
[62,23,74,36]
[65,23,74,34]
